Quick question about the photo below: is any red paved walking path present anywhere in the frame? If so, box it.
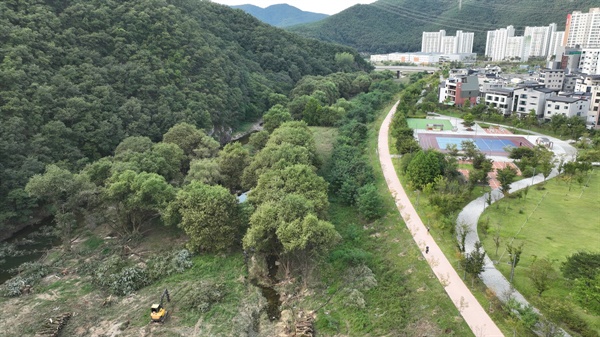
[378,102,504,337]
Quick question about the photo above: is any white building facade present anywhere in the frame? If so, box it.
[422,30,474,54]
[548,31,565,60]
[486,26,515,61]
[513,85,556,117]
[422,30,446,53]
[564,8,600,48]
[544,97,590,120]
[524,24,556,58]
[579,49,600,75]
[538,68,565,91]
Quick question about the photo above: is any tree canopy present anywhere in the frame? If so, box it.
[0,0,371,231]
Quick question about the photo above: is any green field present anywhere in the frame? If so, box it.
[406,118,453,130]
[479,169,600,334]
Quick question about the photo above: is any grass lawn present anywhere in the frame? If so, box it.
[407,118,453,130]
[310,126,338,172]
[479,169,600,334]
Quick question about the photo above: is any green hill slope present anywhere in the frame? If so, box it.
[232,4,328,27]
[0,0,370,231]
[290,0,599,54]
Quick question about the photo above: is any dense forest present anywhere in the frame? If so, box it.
[290,0,599,54]
[0,0,372,233]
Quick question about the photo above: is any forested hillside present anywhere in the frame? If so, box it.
[232,4,328,27]
[0,0,370,232]
[290,0,599,54]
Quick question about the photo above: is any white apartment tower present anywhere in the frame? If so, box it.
[422,30,474,53]
[422,30,446,53]
[485,26,515,61]
[456,30,474,53]
[505,36,531,62]
[524,23,556,57]
[548,31,565,60]
[564,8,600,48]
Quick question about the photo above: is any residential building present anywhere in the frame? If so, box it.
[513,84,556,117]
[485,26,532,61]
[484,88,514,115]
[422,30,474,53]
[486,26,515,61]
[548,31,565,60]
[524,24,556,58]
[456,30,475,54]
[422,30,446,53]
[564,8,600,48]
[544,96,590,121]
[439,76,479,107]
[579,49,600,74]
[575,75,600,127]
[505,36,531,62]
[561,48,582,73]
[538,68,565,91]
[563,74,578,92]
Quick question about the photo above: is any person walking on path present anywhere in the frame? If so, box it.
[378,101,504,337]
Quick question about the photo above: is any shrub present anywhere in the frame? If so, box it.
[178,281,225,312]
[1,262,51,297]
[108,266,149,296]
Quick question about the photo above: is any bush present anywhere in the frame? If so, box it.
[108,266,150,296]
[1,262,51,297]
[178,281,225,312]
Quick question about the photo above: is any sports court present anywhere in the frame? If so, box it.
[418,134,533,156]
[407,118,453,131]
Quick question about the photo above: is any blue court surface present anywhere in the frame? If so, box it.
[436,137,517,152]
[418,134,533,155]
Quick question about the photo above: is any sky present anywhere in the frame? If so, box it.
[211,0,377,15]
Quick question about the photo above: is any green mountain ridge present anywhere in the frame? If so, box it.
[0,0,370,229]
[232,3,329,27]
[289,0,599,54]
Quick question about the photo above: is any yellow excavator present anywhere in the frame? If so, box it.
[150,289,170,323]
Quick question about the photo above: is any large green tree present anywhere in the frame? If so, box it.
[217,142,250,192]
[166,182,243,252]
[25,165,95,251]
[104,170,175,236]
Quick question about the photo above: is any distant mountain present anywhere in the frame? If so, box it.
[289,0,599,54]
[232,4,328,27]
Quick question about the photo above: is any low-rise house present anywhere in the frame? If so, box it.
[484,88,514,115]
[439,75,480,107]
[544,96,590,121]
[562,74,578,92]
[538,68,565,91]
[513,84,555,117]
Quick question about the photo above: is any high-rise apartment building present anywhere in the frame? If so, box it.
[505,36,531,61]
[485,26,515,61]
[524,24,556,57]
[548,31,565,60]
[422,30,446,53]
[564,8,600,48]
[422,30,474,53]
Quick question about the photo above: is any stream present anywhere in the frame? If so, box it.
[0,218,58,284]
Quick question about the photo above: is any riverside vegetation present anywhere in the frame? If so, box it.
[0,35,474,335]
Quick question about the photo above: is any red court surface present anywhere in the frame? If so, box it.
[483,126,513,135]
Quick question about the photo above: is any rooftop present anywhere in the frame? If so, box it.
[547,96,584,103]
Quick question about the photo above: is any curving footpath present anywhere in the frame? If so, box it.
[378,101,504,337]
[456,124,577,336]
